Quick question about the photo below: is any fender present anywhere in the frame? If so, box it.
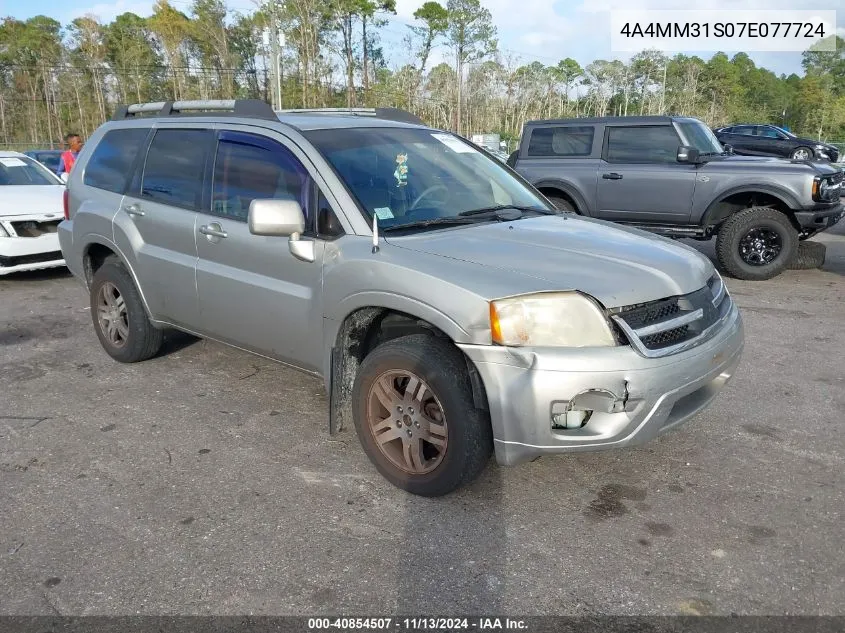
[323,291,471,381]
[701,185,801,228]
[81,234,157,323]
[532,178,591,215]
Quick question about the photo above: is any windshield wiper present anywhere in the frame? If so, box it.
[381,217,482,232]
[458,204,556,217]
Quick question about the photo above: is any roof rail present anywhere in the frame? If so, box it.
[112,99,278,121]
[277,107,425,126]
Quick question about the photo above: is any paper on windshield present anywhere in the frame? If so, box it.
[431,133,474,153]
[374,207,394,220]
[0,157,27,167]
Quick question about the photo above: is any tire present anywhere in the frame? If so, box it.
[786,240,826,270]
[547,195,577,214]
[90,256,163,363]
[351,334,493,497]
[715,207,798,281]
[791,147,813,160]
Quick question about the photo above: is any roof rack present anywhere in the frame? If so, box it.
[112,99,278,121]
[276,107,425,126]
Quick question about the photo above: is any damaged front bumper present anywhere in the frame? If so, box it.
[458,301,744,466]
[0,216,65,275]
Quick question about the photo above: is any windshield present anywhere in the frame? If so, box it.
[304,127,550,229]
[0,155,61,186]
[772,126,796,138]
[676,120,723,154]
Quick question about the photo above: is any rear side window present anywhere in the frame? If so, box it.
[84,128,149,194]
[605,126,680,163]
[141,129,211,209]
[527,126,594,157]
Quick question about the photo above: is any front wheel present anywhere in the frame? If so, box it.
[791,147,813,160]
[715,207,798,281]
[351,334,493,496]
[547,195,577,214]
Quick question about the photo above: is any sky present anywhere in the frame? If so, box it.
[0,0,843,79]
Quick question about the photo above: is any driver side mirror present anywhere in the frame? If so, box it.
[677,145,701,164]
[248,198,314,263]
[723,143,734,154]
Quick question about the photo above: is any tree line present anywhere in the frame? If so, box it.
[1,0,844,150]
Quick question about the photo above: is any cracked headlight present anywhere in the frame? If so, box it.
[489,292,616,347]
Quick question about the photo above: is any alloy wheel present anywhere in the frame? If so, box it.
[739,227,783,266]
[96,281,129,348]
[366,370,448,475]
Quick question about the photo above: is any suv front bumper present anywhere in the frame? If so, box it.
[795,202,844,232]
[458,302,743,466]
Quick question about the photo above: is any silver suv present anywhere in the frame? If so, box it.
[59,100,744,496]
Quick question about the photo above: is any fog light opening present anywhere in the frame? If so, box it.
[552,409,592,430]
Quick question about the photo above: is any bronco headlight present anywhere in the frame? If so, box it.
[489,292,616,347]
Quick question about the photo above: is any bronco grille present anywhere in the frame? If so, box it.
[611,274,732,358]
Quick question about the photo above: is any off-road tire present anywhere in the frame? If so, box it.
[90,256,163,363]
[716,207,798,281]
[352,334,493,497]
[786,240,826,270]
[547,195,577,214]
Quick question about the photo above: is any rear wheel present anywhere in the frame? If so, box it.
[547,195,577,214]
[352,334,492,496]
[716,207,798,281]
[90,256,163,362]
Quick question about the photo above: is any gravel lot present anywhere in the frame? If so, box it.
[1,224,843,616]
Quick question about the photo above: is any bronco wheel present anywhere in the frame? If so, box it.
[352,334,492,496]
[716,207,798,281]
[547,195,577,214]
[90,256,163,363]
[791,147,813,160]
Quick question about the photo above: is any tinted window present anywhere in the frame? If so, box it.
[733,126,755,136]
[84,128,148,193]
[211,134,309,222]
[527,126,594,157]
[758,126,781,138]
[606,126,680,163]
[141,129,210,209]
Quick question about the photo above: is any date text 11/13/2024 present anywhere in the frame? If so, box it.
[307,618,528,631]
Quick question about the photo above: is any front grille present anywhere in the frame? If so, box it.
[611,274,732,357]
[0,250,64,268]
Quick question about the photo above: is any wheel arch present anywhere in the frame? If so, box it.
[703,186,801,231]
[325,303,489,436]
[533,179,589,214]
[81,236,156,321]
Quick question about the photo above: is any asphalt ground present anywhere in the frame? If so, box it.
[1,223,843,616]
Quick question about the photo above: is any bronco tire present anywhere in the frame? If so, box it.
[716,207,798,281]
[90,256,163,363]
[547,195,577,214]
[351,334,493,496]
[786,240,826,270]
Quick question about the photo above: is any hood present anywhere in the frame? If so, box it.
[0,185,65,219]
[383,216,713,309]
[703,154,841,176]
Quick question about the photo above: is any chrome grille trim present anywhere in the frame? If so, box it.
[632,308,704,337]
[612,274,731,358]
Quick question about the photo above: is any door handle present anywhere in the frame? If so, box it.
[199,224,228,239]
[602,173,623,180]
[123,203,144,216]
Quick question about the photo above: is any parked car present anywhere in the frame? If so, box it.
[0,151,66,275]
[60,100,744,496]
[511,116,844,280]
[23,149,64,174]
[713,124,840,162]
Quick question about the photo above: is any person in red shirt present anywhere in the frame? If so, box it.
[57,133,83,178]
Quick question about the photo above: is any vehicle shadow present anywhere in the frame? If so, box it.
[158,329,203,356]
[396,459,506,615]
